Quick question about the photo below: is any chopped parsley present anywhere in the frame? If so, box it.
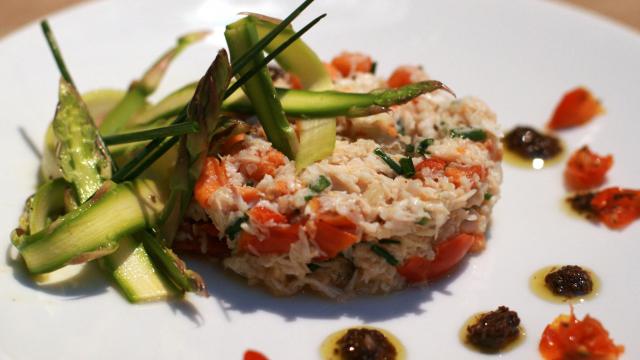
[309,175,331,193]
[304,194,315,202]
[450,128,487,142]
[418,138,434,155]
[370,244,399,266]
[225,215,248,239]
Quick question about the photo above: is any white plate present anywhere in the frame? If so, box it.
[1,0,639,359]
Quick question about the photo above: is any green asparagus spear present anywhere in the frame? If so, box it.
[53,79,112,203]
[225,16,299,159]
[160,50,232,244]
[99,31,208,135]
[252,16,335,171]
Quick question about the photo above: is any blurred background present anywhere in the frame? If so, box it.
[1,0,639,37]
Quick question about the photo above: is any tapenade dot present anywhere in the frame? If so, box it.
[337,328,397,360]
[544,265,593,297]
[466,306,521,352]
[504,126,562,160]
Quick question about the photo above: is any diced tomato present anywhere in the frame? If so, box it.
[444,164,486,187]
[548,87,604,130]
[243,350,269,360]
[314,218,358,259]
[289,73,303,90]
[396,233,477,283]
[248,206,287,225]
[387,65,424,88]
[564,146,613,191]
[237,224,300,255]
[194,157,228,209]
[539,308,624,360]
[324,62,342,81]
[415,157,448,174]
[238,149,286,183]
[330,52,373,77]
[238,206,300,255]
[590,187,640,229]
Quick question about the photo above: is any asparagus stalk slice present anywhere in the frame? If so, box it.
[132,83,196,126]
[18,179,165,274]
[139,231,206,295]
[100,31,209,135]
[253,17,335,171]
[11,179,68,247]
[225,17,299,159]
[99,236,182,302]
[53,79,112,203]
[160,50,232,244]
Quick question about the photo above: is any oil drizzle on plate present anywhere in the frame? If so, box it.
[530,265,600,304]
[320,326,406,360]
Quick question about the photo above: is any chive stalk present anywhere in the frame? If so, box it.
[40,20,75,86]
[450,128,487,142]
[225,17,299,159]
[102,122,198,145]
[370,244,399,266]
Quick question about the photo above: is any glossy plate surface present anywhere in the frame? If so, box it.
[1,0,639,358]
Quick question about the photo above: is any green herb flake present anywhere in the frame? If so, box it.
[484,192,493,201]
[304,194,315,202]
[418,138,434,155]
[307,263,320,272]
[405,143,415,155]
[225,214,248,239]
[379,239,401,245]
[309,175,331,193]
[416,217,428,225]
[374,148,403,174]
[399,157,416,178]
[370,61,378,74]
[450,128,487,142]
[370,244,399,266]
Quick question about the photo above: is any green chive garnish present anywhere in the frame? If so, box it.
[399,158,415,178]
[370,244,399,266]
[379,239,401,245]
[307,263,320,271]
[405,143,415,155]
[418,138,434,155]
[102,122,199,145]
[304,194,314,201]
[374,148,402,174]
[416,217,428,225]
[226,215,248,239]
[41,20,75,86]
[484,192,493,200]
[450,128,487,142]
[309,175,331,193]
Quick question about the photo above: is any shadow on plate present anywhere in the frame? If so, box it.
[5,243,110,299]
[185,254,472,323]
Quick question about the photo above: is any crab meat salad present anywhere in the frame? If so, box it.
[177,65,502,298]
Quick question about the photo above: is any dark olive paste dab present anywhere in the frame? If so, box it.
[336,328,397,360]
[504,126,562,160]
[465,306,522,352]
[545,265,593,297]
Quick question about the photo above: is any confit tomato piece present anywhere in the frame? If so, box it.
[539,308,624,360]
[590,187,640,229]
[396,233,478,283]
[331,52,373,77]
[548,87,604,130]
[564,146,613,191]
[243,350,269,360]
